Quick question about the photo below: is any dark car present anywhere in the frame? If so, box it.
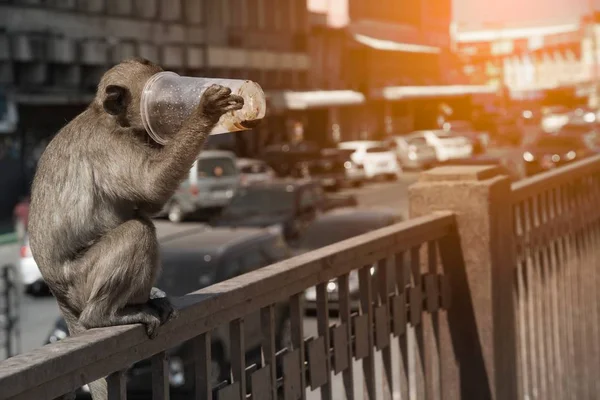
[210,179,358,242]
[290,207,403,311]
[44,226,293,398]
[522,134,595,176]
[262,142,346,191]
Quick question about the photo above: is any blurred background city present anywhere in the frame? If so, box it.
[1,0,600,397]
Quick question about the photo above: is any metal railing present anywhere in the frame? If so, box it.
[512,154,600,400]
[0,212,457,400]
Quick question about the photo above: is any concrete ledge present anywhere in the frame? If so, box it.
[419,165,501,182]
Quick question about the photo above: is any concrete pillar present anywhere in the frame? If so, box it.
[409,166,517,400]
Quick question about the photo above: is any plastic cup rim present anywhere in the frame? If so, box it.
[140,71,181,145]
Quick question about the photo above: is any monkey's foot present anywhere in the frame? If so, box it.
[150,286,167,299]
[148,296,179,324]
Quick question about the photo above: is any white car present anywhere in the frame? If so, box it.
[236,158,276,186]
[338,141,402,180]
[19,234,48,296]
[420,130,473,162]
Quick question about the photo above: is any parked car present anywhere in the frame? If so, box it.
[337,141,402,180]
[322,148,366,187]
[419,130,473,162]
[522,134,595,176]
[262,142,346,191]
[158,150,240,223]
[44,225,293,398]
[236,158,276,186]
[13,196,29,242]
[210,179,357,242]
[442,120,487,154]
[541,106,570,133]
[385,133,437,170]
[19,232,50,296]
[290,207,402,311]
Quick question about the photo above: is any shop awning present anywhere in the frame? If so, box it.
[267,90,366,110]
[0,90,18,134]
[374,84,498,100]
[352,33,441,54]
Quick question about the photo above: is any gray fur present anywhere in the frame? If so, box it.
[27,58,244,400]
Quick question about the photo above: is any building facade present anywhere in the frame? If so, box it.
[0,0,312,219]
[455,19,597,104]
[342,0,480,136]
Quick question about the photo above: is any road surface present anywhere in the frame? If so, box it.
[0,175,419,398]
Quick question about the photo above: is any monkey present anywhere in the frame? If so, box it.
[27,58,245,400]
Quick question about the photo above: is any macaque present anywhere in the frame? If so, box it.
[27,58,244,400]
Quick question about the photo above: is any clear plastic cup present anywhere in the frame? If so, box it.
[140,71,266,145]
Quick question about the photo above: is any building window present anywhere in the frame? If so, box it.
[263,0,276,31]
[132,0,158,19]
[245,0,259,29]
[184,0,203,25]
[206,1,222,27]
[159,0,182,22]
[78,0,106,13]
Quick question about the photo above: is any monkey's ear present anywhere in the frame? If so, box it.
[103,85,131,116]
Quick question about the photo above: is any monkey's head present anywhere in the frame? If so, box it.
[96,58,163,129]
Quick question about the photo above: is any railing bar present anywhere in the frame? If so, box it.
[575,181,596,398]
[409,245,426,400]
[337,273,355,400]
[513,202,527,399]
[377,257,393,400]
[315,280,332,399]
[565,183,586,400]
[547,190,567,400]
[193,332,212,400]
[107,369,127,400]
[358,264,376,400]
[151,352,170,400]
[290,293,306,400]
[230,319,246,399]
[522,199,540,399]
[559,185,578,399]
[394,252,410,400]
[539,193,556,400]
[424,241,440,400]
[260,305,277,400]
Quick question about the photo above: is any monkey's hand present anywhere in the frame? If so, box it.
[197,84,244,125]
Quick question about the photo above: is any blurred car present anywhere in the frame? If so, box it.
[236,158,276,186]
[44,225,293,398]
[323,148,366,187]
[420,130,473,162]
[211,179,357,242]
[19,232,50,296]
[385,133,437,170]
[442,120,487,154]
[291,207,402,311]
[337,141,402,180]
[158,150,240,223]
[541,106,570,133]
[13,196,29,242]
[262,142,346,191]
[522,134,595,177]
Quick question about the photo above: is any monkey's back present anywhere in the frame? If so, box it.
[28,109,124,283]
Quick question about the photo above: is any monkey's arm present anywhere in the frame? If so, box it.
[139,86,243,204]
